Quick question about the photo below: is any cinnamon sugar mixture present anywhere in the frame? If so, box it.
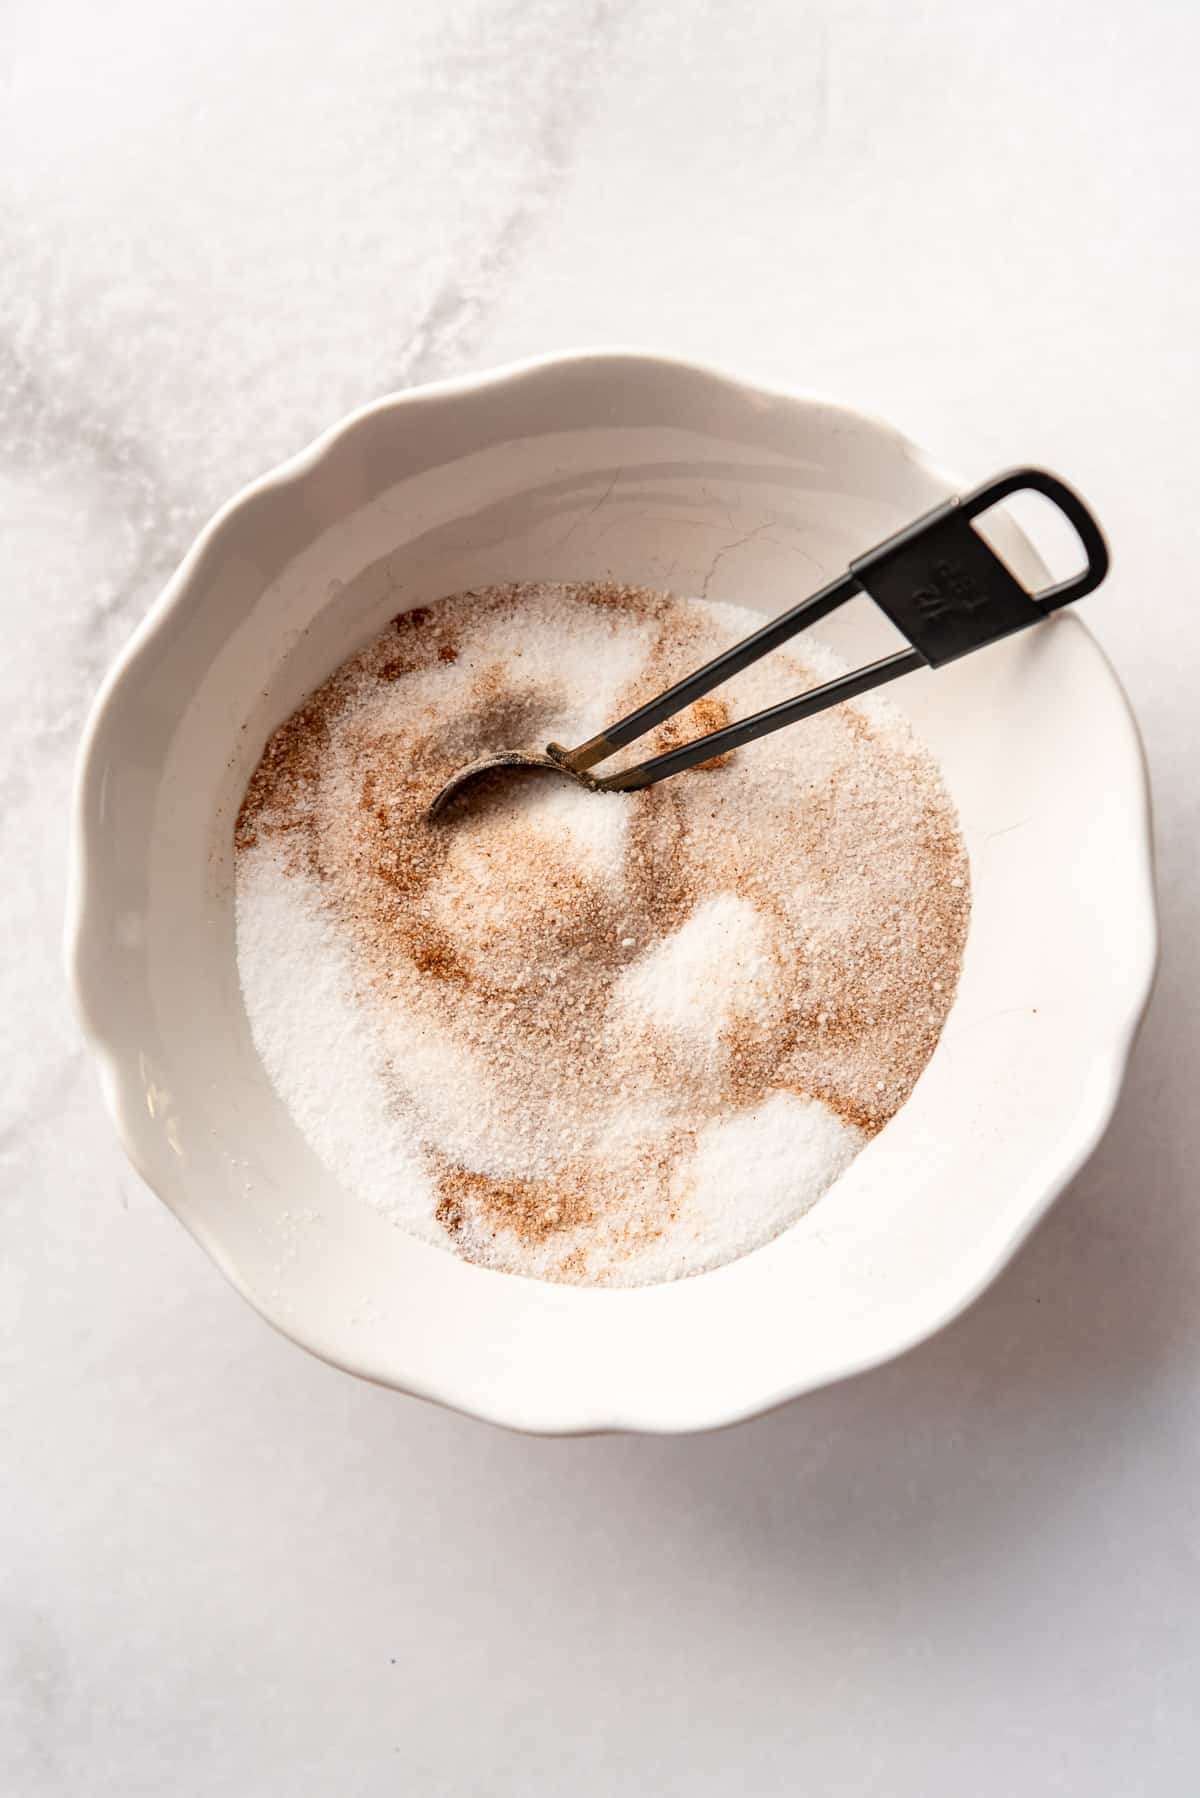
[234,582,969,1286]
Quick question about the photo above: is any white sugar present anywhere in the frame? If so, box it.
[236,851,438,1241]
[235,580,970,1286]
[612,893,776,1049]
[663,1092,861,1275]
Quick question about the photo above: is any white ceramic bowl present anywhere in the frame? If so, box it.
[68,350,1157,1434]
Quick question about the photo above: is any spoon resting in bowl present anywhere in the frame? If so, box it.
[427,468,1109,821]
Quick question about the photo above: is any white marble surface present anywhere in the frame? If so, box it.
[3,1,1199,1790]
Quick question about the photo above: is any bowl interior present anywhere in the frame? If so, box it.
[72,356,1155,1432]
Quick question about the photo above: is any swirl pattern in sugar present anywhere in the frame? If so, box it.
[234,582,970,1286]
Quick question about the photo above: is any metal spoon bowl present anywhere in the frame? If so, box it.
[427,748,598,818]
